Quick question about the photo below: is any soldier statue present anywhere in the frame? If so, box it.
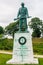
[14,3,30,32]
[17,2,29,32]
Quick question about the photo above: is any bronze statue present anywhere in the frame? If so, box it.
[14,3,30,32]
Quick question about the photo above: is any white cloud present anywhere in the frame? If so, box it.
[0,0,43,27]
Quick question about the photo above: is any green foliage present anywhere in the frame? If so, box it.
[0,54,43,65]
[29,17,42,37]
[29,17,42,29]
[0,26,4,34]
[5,20,19,36]
[41,23,43,37]
[0,34,3,38]
[0,38,13,50]
[32,28,41,37]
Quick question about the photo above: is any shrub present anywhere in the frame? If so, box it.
[0,38,13,50]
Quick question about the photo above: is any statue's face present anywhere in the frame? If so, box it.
[21,3,24,7]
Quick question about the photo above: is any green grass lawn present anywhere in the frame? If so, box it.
[0,34,3,38]
[0,38,43,65]
[32,38,43,55]
[0,38,43,55]
[0,53,43,65]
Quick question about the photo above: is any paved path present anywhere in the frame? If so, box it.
[0,50,12,54]
[0,50,43,58]
[34,55,43,58]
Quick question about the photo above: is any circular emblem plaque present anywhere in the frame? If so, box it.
[18,37,26,45]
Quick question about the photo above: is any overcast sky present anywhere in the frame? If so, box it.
[0,0,43,27]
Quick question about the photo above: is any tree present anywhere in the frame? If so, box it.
[41,22,43,37]
[0,26,4,34]
[29,17,42,37]
[32,28,41,37]
[5,20,19,37]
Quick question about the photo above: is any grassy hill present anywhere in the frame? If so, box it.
[32,38,43,55]
[0,38,43,54]
[32,38,43,43]
[0,38,43,65]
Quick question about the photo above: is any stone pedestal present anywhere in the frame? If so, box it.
[6,33,38,64]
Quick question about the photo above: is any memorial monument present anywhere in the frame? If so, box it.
[6,3,38,64]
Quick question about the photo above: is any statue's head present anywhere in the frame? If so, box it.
[21,2,24,7]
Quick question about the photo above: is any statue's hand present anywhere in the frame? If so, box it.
[26,16,31,18]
